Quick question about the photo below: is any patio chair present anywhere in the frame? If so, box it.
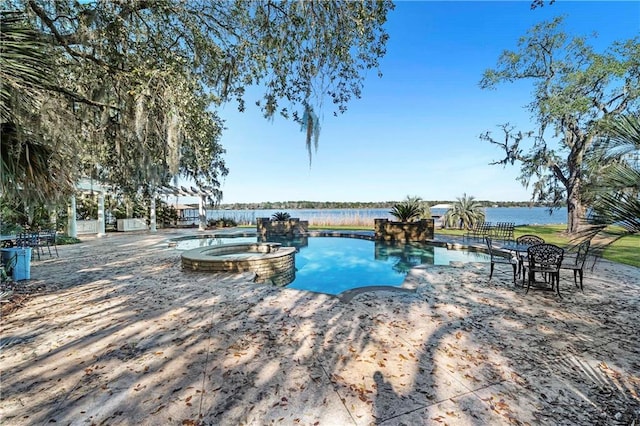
[465,222,492,241]
[560,239,590,291]
[39,229,59,258]
[492,222,515,242]
[515,234,545,280]
[524,243,564,297]
[485,236,517,284]
[15,232,42,261]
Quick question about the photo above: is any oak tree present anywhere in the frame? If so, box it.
[480,17,640,234]
[3,0,392,203]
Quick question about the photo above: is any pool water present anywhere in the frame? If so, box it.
[290,237,406,294]
[176,236,490,295]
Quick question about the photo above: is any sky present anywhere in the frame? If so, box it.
[192,1,640,205]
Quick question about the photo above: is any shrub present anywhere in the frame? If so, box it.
[221,217,237,227]
[56,235,81,245]
[389,197,424,222]
[271,212,291,221]
[207,217,238,228]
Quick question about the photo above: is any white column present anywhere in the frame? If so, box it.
[97,192,106,237]
[68,195,77,238]
[150,195,157,232]
[198,195,206,231]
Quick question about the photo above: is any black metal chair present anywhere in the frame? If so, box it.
[15,232,42,260]
[560,239,590,291]
[39,229,59,258]
[465,222,493,241]
[515,234,545,280]
[492,222,515,242]
[485,236,517,284]
[524,243,564,297]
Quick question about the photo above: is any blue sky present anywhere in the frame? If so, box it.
[206,1,639,205]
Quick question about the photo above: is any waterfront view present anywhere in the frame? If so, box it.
[180,206,566,227]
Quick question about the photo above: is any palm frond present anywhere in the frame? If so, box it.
[0,11,52,123]
[586,114,640,236]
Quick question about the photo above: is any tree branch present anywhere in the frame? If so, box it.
[42,84,116,109]
[27,0,111,68]
[551,162,568,187]
[480,123,532,166]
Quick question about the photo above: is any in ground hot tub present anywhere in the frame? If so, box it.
[181,242,296,286]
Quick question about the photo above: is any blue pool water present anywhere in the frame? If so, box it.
[176,236,490,295]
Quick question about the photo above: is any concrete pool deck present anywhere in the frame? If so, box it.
[1,229,638,425]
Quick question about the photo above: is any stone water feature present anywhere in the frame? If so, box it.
[374,218,435,242]
[256,217,308,237]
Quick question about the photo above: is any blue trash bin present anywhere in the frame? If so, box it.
[1,247,32,281]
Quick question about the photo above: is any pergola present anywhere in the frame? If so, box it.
[68,179,220,237]
[156,184,222,232]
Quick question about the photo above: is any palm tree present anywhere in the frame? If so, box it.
[1,11,75,205]
[271,212,291,221]
[585,114,640,234]
[0,12,50,125]
[443,193,486,230]
[389,196,426,222]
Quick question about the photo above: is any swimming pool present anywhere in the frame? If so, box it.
[175,235,490,295]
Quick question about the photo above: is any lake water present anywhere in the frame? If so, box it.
[181,206,566,226]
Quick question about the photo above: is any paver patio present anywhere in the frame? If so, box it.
[1,229,638,425]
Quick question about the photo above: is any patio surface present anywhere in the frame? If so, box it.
[1,229,638,425]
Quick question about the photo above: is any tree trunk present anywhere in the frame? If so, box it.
[565,173,587,234]
[563,132,589,235]
[566,192,583,234]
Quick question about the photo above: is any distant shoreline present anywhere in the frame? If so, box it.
[174,206,567,227]
[212,201,564,210]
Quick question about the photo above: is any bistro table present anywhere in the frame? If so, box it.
[498,241,540,285]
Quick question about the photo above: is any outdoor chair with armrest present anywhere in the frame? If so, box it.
[465,222,493,241]
[485,236,517,284]
[560,239,590,291]
[15,232,42,261]
[492,222,515,242]
[515,234,545,281]
[39,229,59,258]
[524,243,564,297]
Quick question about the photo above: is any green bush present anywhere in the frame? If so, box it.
[271,211,291,221]
[56,235,81,245]
[207,217,238,228]
[389,201,423,222]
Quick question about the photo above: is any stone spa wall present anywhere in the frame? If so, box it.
[374,219,435,242]
[256,218,309,236]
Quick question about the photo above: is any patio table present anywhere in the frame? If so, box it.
[499,241,540,285]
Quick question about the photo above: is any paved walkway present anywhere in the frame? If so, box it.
[1,229,638,425]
